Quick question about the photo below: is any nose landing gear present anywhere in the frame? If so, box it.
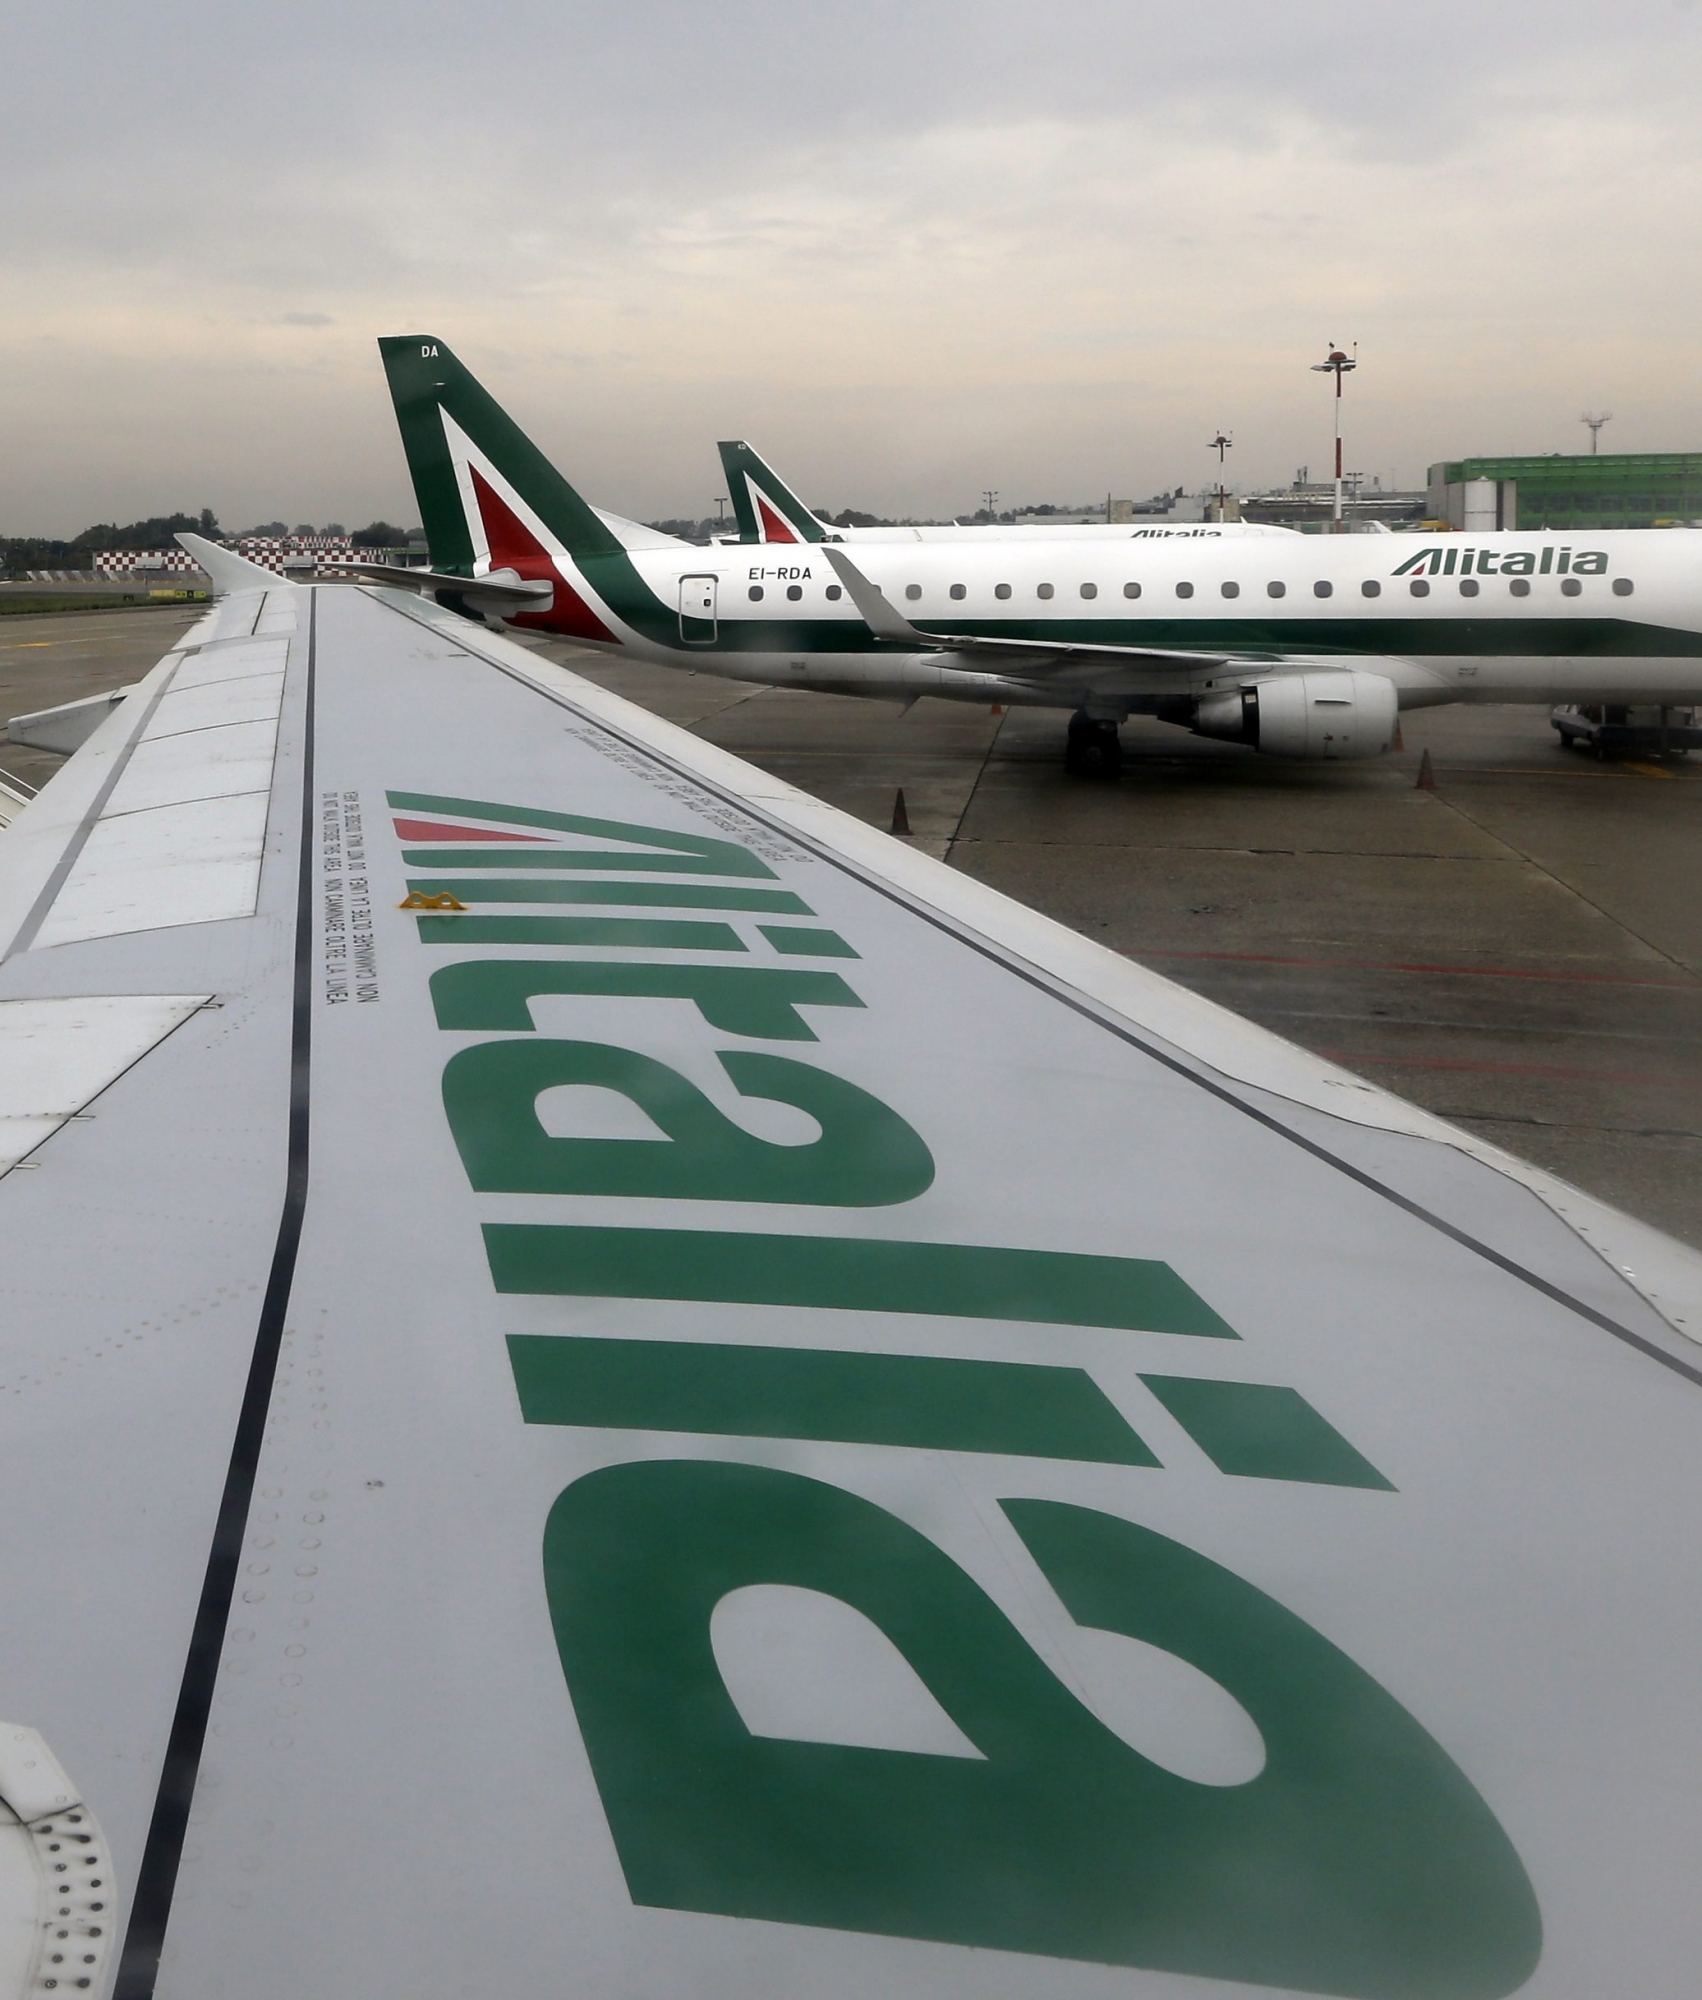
[1065,710,1123,778]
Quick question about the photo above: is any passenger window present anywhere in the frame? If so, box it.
[905,584,923,601]
[1080,582,1098,599]
[1175,581,1195,599]
[1612,577,1634,596]
[949,583,966,600]
[1410,579,1430,597]
[1123,581,1141,599]
[1361,580,1380,597]
[1509,579,1531,597]
[1221,581,1239,598]
[995,583,1012,600]
[786,584,802,601]
[1313,580,1333,598]
[825,584,843,601]
[1561,578,1583,597]
[1037,582,1055,599]
[748,585,764,601]
[1459,578,1480,597]
[1267,581,1286,598]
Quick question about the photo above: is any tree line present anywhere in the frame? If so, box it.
[2,513,418,573]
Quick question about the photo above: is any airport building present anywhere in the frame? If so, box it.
[1239,476,1427,532]
[1428,452,1702,532]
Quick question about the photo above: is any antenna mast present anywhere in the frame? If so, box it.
[1580,412,1612,455]
[1311,344,1358,531]
[1208,431,1233,521]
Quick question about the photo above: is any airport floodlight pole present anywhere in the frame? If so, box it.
[1311,345,1357,531]
[1581,412,1612,456]
[1209,432,1232,521]
[715,497,727,525]
[983,488,998,521]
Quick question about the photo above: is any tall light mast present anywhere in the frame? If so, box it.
[1311,344,1358,532]
[1208,431,1232,521]
[1581,412,1612,455]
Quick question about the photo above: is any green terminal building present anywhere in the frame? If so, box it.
[1427,453,1702,531]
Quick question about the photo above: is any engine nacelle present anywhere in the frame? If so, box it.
[1193,670,1398,760]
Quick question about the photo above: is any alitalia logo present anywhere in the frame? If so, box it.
[381,787,1541,2000]
[1393,545,1609,578]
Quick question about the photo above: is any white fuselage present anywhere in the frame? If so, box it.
[719,521,1302,545]
[554,530,1702,714]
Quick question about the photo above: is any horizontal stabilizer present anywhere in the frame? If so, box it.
[347,563,553,603]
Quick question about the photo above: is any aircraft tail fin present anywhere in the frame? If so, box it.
[717,440,832,545]
[378,337,628,576]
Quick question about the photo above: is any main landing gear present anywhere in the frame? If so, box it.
[1065,709,1123,778]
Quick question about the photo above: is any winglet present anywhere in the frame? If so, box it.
[175,533,292,595]
[818,546,937,646]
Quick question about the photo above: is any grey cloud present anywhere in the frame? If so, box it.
[2,1,1699,531]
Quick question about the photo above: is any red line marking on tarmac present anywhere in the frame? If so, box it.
[1316,1049,1702,1089]
[1125,947,1699,992]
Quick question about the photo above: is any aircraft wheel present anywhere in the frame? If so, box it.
[1065,713,1122,779]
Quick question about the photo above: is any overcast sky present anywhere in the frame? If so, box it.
[3,0,1699,534]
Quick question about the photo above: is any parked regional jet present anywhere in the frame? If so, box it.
[374,337,1702,776]
[3,527,1702,1996]
[716,437,1298,545]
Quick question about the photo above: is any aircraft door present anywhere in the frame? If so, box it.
[679,574,718,644]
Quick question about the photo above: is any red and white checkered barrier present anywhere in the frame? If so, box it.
[93,538,378,579]
[89,538,409,580]
[92,550,204,576]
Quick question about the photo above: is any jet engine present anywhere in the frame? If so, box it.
[1192,669,1398,760]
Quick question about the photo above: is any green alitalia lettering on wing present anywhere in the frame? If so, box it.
[402,847,775,877]
[507,1334,1158,1466]
[414,914,747,951]
[429,960,862,1042]
[1141,1376,1393,1490]
[760,925,860,958]
[444,1044,933,1205]
[387,792,777,877]
[483,1224,1235,1336]
[406,878,813,914]
[542,1461,1540,1995]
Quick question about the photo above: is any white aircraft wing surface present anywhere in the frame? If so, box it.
[3,578,1702,2000]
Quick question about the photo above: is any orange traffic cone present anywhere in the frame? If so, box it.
[891,788,912,834]
[1415,748,1437,791]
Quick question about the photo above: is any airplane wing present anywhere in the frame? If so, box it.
[3,574,1702,1999]
[819,543,1235,675]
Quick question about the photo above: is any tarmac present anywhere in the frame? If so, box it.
[3,603,1697,1247]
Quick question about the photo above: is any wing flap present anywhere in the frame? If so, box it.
[0,995,208,1174]
[5,689,132,757]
